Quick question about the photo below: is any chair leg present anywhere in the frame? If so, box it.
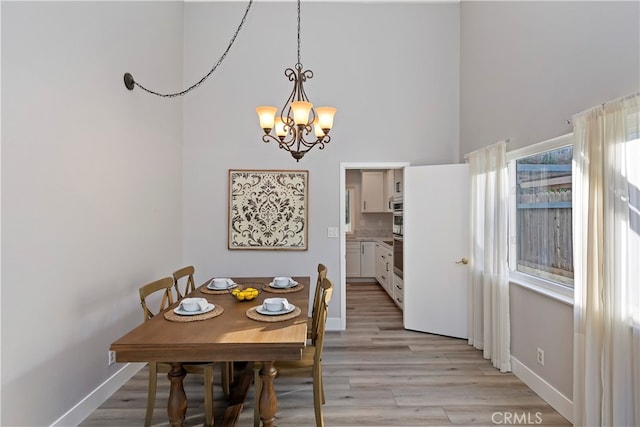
[313,367,324,427]
[319,364,325,405]
[221,362,231,398]
[145,362,158,427]
[253,366,262,427]
[204,365,214,427]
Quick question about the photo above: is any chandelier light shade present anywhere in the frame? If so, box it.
[257,0,336,161]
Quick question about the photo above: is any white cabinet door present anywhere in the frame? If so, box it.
[360,242,377,277]
[393,275,404,309]
[361,171,385,212]
[384,170,395,212]
[375,244,387,287]
[346,242,361,277]
[403,163,469,339]
[383,247,393,295]
[375,244,383,282]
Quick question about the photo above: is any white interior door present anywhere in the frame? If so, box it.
[403,163,469,339]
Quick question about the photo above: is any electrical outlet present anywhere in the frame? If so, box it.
[108,350,116,366]
[536,347,545,366]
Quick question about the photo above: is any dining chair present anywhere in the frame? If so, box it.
[254,277,334,427]
[139,277,218,427]
[172,265,233,396]
[307,263,328,341]
[172,265,196,300]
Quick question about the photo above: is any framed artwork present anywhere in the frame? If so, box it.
[228,169,309,250]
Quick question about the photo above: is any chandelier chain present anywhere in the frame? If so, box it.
[132,0,253,98]
[297,0,301,66]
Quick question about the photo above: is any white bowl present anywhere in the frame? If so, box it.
[263,297,287,312]
[181,297,206,312]
[273,277,290,287]
[211,278,231,289]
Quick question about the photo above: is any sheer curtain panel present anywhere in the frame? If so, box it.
[467,140,511,372]
[572,92,640,427]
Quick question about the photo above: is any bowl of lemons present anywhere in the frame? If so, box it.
[231,287,259,301]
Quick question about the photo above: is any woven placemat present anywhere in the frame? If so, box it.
[261,283,305,294]
[164,305,224,322]
[246,305,302,322]
[201,284,244,295]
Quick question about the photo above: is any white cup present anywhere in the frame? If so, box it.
[212,278,230,289]
[181,298,204,312]
[273,277,290,287]
[263,297,287,312]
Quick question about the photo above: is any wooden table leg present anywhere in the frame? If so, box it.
[167,362,187,427]
[258,361,277,427]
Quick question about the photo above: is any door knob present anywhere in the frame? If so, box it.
[456,257,469,265]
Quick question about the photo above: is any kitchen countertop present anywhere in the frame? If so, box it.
[346,236,394,249]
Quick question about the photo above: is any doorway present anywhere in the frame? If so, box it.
[338,162,410,330]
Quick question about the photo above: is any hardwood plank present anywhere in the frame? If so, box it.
[219,362,254,427]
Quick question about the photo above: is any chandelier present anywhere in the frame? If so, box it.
[256,0,336,162]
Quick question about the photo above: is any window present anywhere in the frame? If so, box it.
[345,187,355,233]
[508,134,574,299]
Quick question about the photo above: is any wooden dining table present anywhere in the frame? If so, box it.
[110,276,310,427]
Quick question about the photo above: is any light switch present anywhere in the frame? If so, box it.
[327,227,339,238]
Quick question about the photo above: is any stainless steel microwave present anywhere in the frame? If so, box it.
[392,199,403,236]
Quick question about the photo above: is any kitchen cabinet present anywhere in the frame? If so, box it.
[361,171,385,212]
[362,170,397,213]
[361,241,376,277]
[375,243,393,295]
[347,241,376,278]
[393,274,404,309]
[346,242,361,277]
[384,170,394,212]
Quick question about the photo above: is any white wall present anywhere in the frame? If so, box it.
[460,0,640,412]
[460,0,640,153]
[1,2,184,425]
[181,1,460,321]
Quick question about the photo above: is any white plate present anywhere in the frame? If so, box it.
[255,305,296,316]
[268,280,298,289]
[207,280,238,290]
[174,303,215,316]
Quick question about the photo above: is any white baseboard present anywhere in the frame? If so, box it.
[511,356,573,423]
[50,362,146,427]
[327,316,343,331]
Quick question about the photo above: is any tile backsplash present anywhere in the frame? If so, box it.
[352,228,393,239]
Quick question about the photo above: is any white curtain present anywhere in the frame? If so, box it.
[468,140,511,372]
[572,92,640,426]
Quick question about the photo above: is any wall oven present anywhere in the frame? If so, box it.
[392,198,403,278]
[393,235,403,279]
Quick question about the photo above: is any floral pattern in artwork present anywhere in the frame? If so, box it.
[228,170,308,250]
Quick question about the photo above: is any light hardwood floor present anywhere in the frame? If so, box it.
[81,283,571,426]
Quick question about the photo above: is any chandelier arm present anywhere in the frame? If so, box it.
[123,0,253,97]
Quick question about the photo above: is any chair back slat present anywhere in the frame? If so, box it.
[313,277,333,363]
[310,264,328,342]
[312,277,333,347]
